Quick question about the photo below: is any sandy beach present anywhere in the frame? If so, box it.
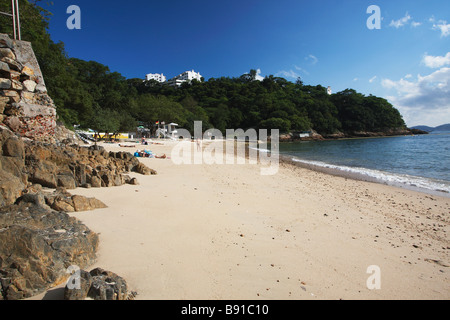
[32,140,449,300]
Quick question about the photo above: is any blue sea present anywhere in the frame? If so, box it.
[277,132,450,196]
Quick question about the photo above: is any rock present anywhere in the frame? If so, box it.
[0,96,9,112]
[0,36,13,49]
[71,195,107,212]
[0,48,15,60]
[64,268,131,300]
[3,116,20,132]
[57,174,76,190]
[35,84,47,93]
[2,136,24,158]
[9,70,20,81]
[63,269,92,301]
[129,177,139,185]
[0,57,22,72]
[0,169,24,207]
[15,192,47,207]
[21,66,34,78]
[1,89,20,101]
[0,202,99,299]
[89,175,102,188]
[44,189,106,213]
[29,165,57,189]
[87,197,108,210]
[133,162,157,175]
[0,78,11,89]
[22,80,37,93]
[49,198,75,212]
[87,268,129,300]
[10,79,23,91]
[0,61,10,77]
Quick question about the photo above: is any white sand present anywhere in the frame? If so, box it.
[31,140,449,300]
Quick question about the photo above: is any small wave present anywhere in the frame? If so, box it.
[250,147,271,153]
[289,157,450,195]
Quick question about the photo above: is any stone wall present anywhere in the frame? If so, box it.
[0,33,56,143]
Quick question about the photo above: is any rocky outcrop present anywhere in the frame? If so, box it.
[0,34,56,143]
[321,128,414,139]
[0,125,26,207]
[24,142,155,190]
[0,201,99,300]
[64,268,136,300]
[279,130,325,142]
[0,127,155,299]
[44,188,108,213]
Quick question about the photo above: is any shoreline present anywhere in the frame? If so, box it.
[29,140,450,300]
[278,154,450,199]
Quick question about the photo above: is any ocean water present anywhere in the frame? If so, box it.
[277,132,450,196]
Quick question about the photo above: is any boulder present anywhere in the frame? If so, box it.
[89,175,102,188]
[64,268,133,300]
[44,189,107,213]
[57,174,76,190]
[29,166,57,189]
[0,169,24,207]
[127,177,139,185]
[133,162,157,175]
[2,136,24,158]
[0,202,99,300]
[72,195,107,212]
[63,269,92,300]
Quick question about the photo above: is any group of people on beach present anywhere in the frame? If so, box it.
[134,150,167,159]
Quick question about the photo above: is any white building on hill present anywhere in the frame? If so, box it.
[146,73,166,83]
[166,70,203,87]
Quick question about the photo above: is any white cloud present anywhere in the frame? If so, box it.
[369,76,377,83]
[276,64,311,80]
[353,77,359,81]
[432,19,450,37]
[381,68,450,126]
[389,12,412,28]
[305,54,318,65]
[404,74,413,79]
[294,65,310,75]
[423,52,450,68]
[275,70,301,79]
[411,21,422,28]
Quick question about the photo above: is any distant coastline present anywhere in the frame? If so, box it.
[279,127,425,142]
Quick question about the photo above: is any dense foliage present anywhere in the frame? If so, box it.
[1,1,406,136]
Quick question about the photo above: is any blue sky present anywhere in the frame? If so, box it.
[41,0,449,127]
